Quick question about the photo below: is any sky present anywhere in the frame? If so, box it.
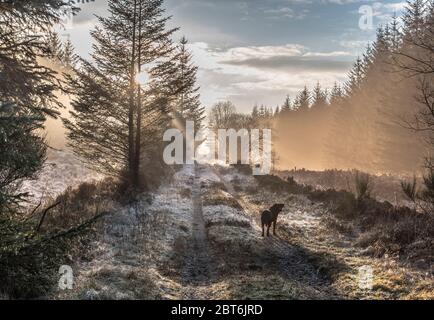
[61,0,407,113]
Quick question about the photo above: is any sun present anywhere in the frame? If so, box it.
[135,71,149,86]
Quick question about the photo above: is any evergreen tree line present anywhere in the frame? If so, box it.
[250,0,433,174]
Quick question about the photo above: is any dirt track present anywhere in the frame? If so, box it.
[57,164,434,300]
[181,165,216,299]
[186,164,433,299]
[212,166,341,299]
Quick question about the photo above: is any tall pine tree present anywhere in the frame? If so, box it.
[345,57,365,96]
[293,86,310,111]
[172,36,204,132]
[64,0,179,187]
[281,95,292,115]
[311,82,328,109]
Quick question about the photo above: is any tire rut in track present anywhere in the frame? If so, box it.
[212,167,340,298]
[181,164,215,299]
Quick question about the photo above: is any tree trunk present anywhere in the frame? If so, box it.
[129,0,138,185]
[134,1,143,188]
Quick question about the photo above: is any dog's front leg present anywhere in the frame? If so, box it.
[266,224,270,237]
[261,223,264,237]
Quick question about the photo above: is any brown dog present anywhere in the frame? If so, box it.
[261,204,285,237]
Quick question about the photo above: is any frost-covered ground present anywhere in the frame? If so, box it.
[20,150,103,206]
[220,166,434,299]
[219,169,323,232]
[56,165,195,300]
[52,163,433,300]
[276,169,416,207]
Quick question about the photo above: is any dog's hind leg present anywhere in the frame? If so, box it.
[261,223,265,237]
[266,224,270,237]
[273,221,277,235]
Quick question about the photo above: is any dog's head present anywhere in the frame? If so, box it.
[270,203,285,214]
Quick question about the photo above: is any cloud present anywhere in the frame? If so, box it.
[224,56,352,73]
[216,44,353,73]
[189,42,352,112]
[69,1,107,25]
[339,39,370,50]
[220,44,306,60]
[324,0,375,4]
[264,6,309,20]
[371,1,407,23]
